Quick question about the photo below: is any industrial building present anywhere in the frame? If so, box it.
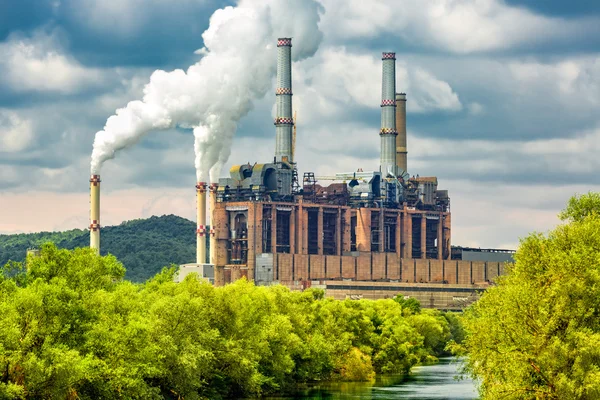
[205,39,452,280]
[198,38,508,309]
[90,38,510,309]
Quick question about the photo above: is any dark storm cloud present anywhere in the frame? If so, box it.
[0,0,55,40]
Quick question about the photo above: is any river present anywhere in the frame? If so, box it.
[268,358,479,399]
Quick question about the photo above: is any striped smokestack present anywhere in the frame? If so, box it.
[89,175,101,253]
[395,92,407,174]
[380,52,397,177]
[196,182,207,264]
[274,38,293,163]
[209,183,218,265]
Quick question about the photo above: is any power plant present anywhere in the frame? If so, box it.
[91,38,511,309]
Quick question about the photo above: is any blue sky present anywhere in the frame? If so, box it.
[1,0,599,249]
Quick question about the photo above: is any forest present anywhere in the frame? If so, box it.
[0,215,196,282]
[0,243,462,399]
[459,193,600,399]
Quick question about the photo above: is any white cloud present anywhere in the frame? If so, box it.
[0,31,104,94]
[410,126,600,173]
[317,0,600,53]
[0,110,34,152]
[509,57,600,107]
[407,68,462,112]
[290,48,462,125]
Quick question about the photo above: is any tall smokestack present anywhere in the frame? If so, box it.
[209,183,218,265]
[89,175,101,253]
[380,52,397,177]
[196,182,207,264]
[274,38,293,163]
[395,92,407,174]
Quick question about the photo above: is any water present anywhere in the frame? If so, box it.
[268,358,478,399]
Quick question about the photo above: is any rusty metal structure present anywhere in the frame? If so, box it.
[204,38,465,297]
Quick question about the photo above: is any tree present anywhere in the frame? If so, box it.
[460,193,600,399]
[559,191,600,222]
[1,243,461,399]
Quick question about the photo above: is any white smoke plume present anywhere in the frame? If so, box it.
[90,0,323,182]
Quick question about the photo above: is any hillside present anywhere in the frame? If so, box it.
[0,215,197,282]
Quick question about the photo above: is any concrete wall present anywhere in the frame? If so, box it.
[266,253,504,286]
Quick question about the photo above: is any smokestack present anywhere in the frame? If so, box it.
[274,38,294,163]
[395,93,407,174]
[380,52,397,177]
[196,182,207,264]
[89,175,101,253]
[209,183,218,265]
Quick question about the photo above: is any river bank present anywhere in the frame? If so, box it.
[266,358,478,399]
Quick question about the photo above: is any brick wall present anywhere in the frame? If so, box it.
[310,255,326,279]
[401,258,415,282]
[430,259,444,282]
[386,253,400,280]
[415,259,429,282]
[372,253,386,280]
[294,254,309,281]
[326,255,342,279]
[341,256,356,279]
[357,253,372,280]
[277,253,293,282]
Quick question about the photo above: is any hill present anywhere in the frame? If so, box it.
[0,215,196,282]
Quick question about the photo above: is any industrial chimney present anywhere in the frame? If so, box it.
[89,175,101,252]
[274,38,293,163]
[380,52,398,177]
[196,182,207,264]
[395,92,407,174]
[209,183,218,265]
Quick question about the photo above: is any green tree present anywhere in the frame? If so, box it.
[559,191,600,222]
[460,193,600,399]
[1,243,460,399]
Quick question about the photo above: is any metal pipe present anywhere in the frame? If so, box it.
[395,92,407,174]
[209,183,218,265]
[380,52,397,177]
[275,38,293,163]
[89,174,101,253]
[196,182,207,264]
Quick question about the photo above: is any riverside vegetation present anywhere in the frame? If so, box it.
[0,244,462,399]
[459,193,600,399]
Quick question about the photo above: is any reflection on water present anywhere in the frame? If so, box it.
[267,358,478,400]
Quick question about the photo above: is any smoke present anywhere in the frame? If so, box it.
[90,0,323,182]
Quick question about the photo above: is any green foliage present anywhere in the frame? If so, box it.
[0,215,196,282]
[460,193,600,399]
[559,191,600,222]
[393,293,422,314]
[0,244,461,399]
[338,348,375,381]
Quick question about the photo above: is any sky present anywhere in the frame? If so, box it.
[1,0,599,249]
